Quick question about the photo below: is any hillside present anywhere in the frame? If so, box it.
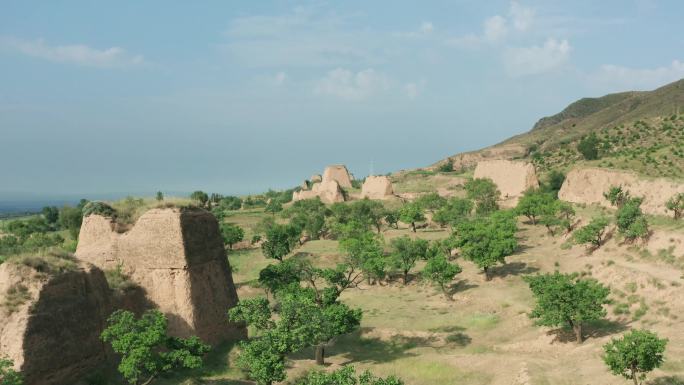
[437,78,684,179]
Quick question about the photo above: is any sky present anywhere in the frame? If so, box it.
[1,0,684,198]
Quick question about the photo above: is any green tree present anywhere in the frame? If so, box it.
[398,202,425,232]
[603,329,667,385]
[422,254,462,300]
[415,192,447,213]
[665,192,684,220]
[464,178,501,215]
[220,196,243,211]
[258,260,302,297]
[539,201,576,235]
[155,191,164,201]
[264,199,283,216]
[542,170,566,197]
[261,224,300,262]
[577,133,600,160]
[437,159,453,173]
[284,198,328,239]
[100,310,210,385]
[190,190,209,207]
[220,223,245,250]
[573,216,610,249]
[58,205,83,239]
[390,236,428,284]
[525,272,610,343]
[384,210,399,229]
[515,189,557,225]
[616,198,648,241]
[338,227,386,284]
[0,358,22,385]
[604,186,631,208]
[41,206,59,225]
[432,197,473,229]
[453,212,518,281]
[296,365,403,385]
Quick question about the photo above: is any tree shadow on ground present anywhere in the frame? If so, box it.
[446,280,478,295]
[491,262,539,279]
[316,327,421,364]
[158,341,244,384]
[649,376,684,385]
[546,319,628,344]
[426,325,472,348]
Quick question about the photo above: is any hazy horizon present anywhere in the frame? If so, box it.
[3,1,684,196]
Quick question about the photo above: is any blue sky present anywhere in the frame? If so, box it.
[1,0,683,197]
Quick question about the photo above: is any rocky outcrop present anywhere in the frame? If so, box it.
[0,262,111,385]
[322,165,353,188]
[361,176,394,200]
[559,168,684,216]
[473,160,539,206]
[310,174,322,183]
[75,208,245,344]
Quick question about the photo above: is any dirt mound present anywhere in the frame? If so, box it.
[0,262,111,385]
[293,180,345,204]
[322,165,353,188]
[360,176,394,200]
[310,174,322,183]
[76,208,245,344]
[473,160,539,206]
[558,167,684,216]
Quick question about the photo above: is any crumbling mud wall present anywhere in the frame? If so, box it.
[75,207,245,345]
[322,165,353,188]
[361,176,394,200]
[559,168,684,216]
[473,160,539,206]
[293,180,345,204]
[0,262,111,385]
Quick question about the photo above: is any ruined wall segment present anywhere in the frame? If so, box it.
[559,167,684,216]
[75,207,245,345]
[0,262,111,385]
[322,165,353,188]
[473,160,539,206]
[360,176,394,200]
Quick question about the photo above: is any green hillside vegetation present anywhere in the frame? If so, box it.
[438,78,684,179]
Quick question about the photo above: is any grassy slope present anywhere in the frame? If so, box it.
[156,202,684,385]
[436,78,684,179]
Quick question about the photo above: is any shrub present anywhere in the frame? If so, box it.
[616,198,649,241]
[437,159,454,173]
[573,216,609,249]
[82,201,117,218]
[665,192,684,219]
[577,133,600,160]
[2,283,32,314]
[603,329,667,385]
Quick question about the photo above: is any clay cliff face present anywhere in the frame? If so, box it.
[473,160,539,206]
[361,176,394,200]
[76,207,245,344]
[0,262,111,385]
[559,168,684,216]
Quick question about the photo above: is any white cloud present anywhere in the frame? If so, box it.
[420,22,434,34]
[484,15,508,42]
[0,36,145,68]
[274,71,287,86]
[404,81,426,100]
[314,68,389,100]
[447,2,535,47]
[504,38,571,76]
[509,1,534,31]
[590,60,684,90]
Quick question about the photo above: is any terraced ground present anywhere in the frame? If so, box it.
[156,201,684,385]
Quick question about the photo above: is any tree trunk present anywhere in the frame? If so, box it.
[403,270,409,285]
[140,374,157,385]
[631,364,639,385]
[573,323,583,344]
[411,222,416,232]
[442,285,453,301]
[315,344,325,365]
[531,216,536,225]
[484,267,491,281]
